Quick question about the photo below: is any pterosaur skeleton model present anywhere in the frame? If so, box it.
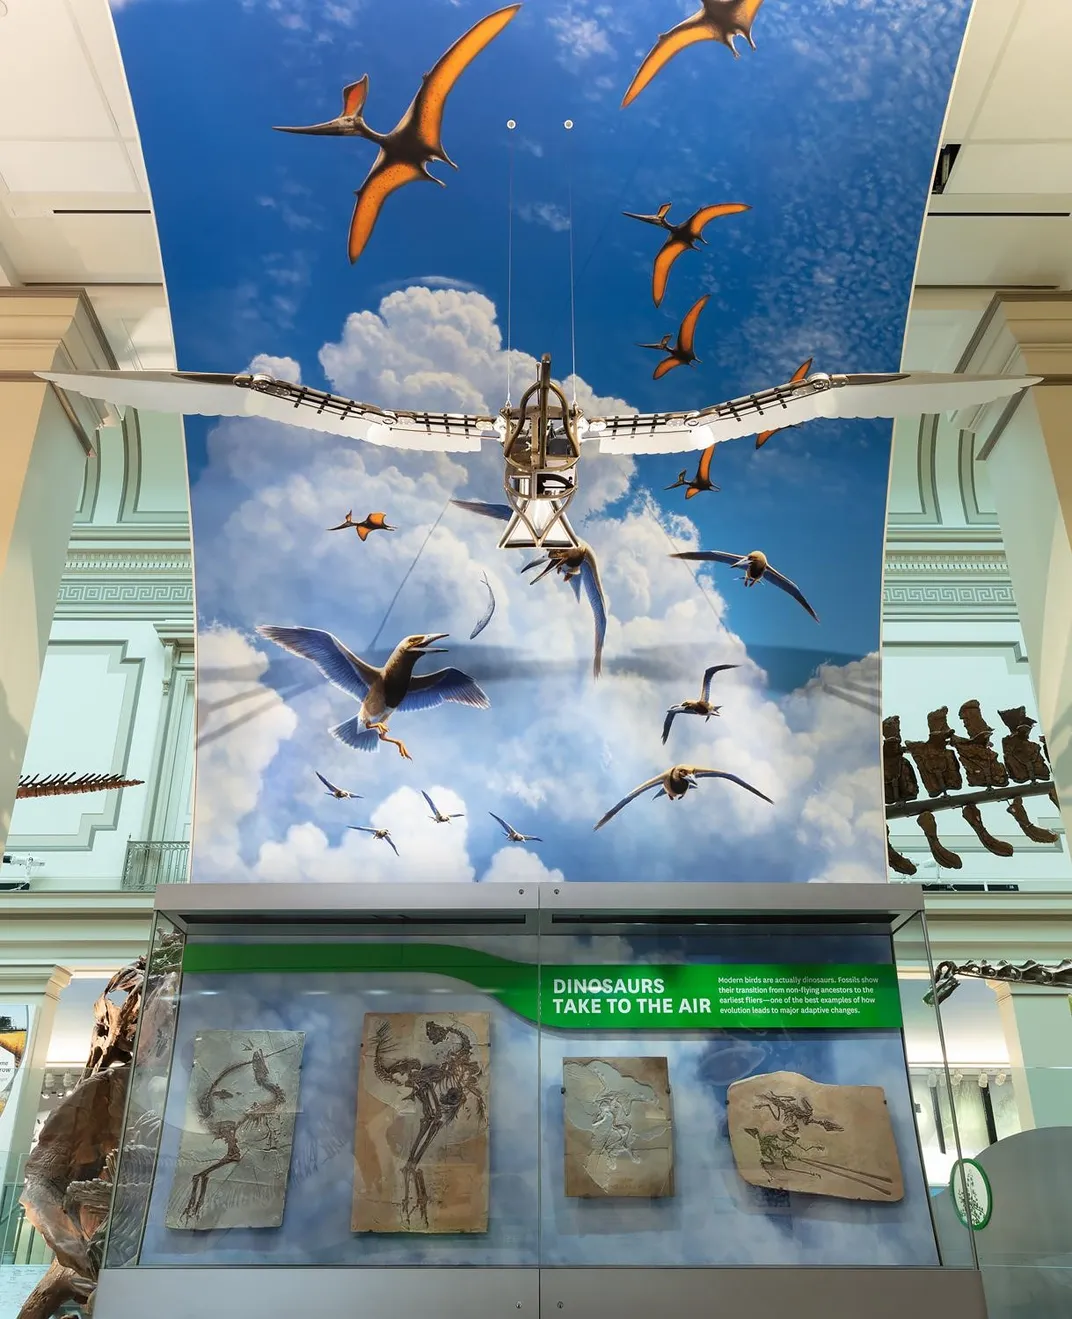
[372,1018,487,1227]
[256,626,488,760]
[273,5,521,263]
[594,764,773,830]
[41,359,1039,562]
[662,663,738,743]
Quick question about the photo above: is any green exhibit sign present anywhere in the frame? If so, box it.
[182,943,903,1030]
[542,963,903,1029]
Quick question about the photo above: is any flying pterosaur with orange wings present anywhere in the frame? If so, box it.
[756,359,814,448]
[640,293,710,379]
[666,444,718,499]
[624,202,751,306]
[273,4,520,263]
[623,0,765,108]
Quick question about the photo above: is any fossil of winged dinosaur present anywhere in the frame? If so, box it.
[180,1039,299,1223]
[372,1018,487,1228]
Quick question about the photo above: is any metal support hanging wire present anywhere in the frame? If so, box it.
[564,118,578,405]
[505,119,517,407]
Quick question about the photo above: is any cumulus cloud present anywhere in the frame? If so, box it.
[189,285,884,888]
[192,627,297,874]
[246,353,302,383]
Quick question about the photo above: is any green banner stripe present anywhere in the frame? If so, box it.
[180,943,902,1030]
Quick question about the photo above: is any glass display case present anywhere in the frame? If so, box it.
[96,883,986,1319]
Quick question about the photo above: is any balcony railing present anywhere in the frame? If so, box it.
[121,840,190,891]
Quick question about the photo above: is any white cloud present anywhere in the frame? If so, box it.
[518,202,571,234]
[193,627,298,875]
[247,353,302,384]
[254,785,475,883]
[480,847,566,885]
[190,285,885,888]
[548,10,615,69]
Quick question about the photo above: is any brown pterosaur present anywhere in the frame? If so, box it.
[755,358,814,448]
[624,201,751,306]
[623,0,765,107]
[639,293,709,379]
[274,5,521,263]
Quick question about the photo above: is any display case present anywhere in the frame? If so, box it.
[96,884,986,1319]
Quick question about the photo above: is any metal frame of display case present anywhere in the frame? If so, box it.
[94,882,987,1319]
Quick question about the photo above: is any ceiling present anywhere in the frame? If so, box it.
[0,0,173,369]
[905,0,1072,370]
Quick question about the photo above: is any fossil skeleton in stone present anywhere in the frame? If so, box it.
[372,1018,487,1227]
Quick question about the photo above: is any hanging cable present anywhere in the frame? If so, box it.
[564,118,578,405]
[505,119,517,407]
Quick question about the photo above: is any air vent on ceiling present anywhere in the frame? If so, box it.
[931,143,962,195]
[51,208,152,216]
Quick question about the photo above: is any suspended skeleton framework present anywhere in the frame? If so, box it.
[40,357,1040,554]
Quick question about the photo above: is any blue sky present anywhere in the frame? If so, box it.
[112,0,971,885]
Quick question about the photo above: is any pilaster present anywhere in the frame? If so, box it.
[989,980,1072,1133]
[955,293,1072,845]
[0,965,71,1187]
[0,289,116,852]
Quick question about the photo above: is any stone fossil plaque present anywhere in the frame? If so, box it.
[727,1070,904,1202]
[165,1029,305,1230]
[563,1056,674,1198]
[353,1012,490,1233]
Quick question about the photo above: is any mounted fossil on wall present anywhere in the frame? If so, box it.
[15,772,144,799]
[926,957,1072,1006]
[885,700,1062,873]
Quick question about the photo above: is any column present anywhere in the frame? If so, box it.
[0,290,111,852]
[0,965,71,1190]
[990,980,1072,1132]
[957,293,1072,843]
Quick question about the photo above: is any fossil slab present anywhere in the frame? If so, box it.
[353,1012,490,1234]
[563,1056,674,1198]
[727,1070,904,1202]
[165,1029,305,1230]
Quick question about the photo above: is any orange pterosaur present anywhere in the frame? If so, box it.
[624,201,751,306]
[622,0,765,108]
[666,443,719,499]
[328,511,397,541]
[755,358,814,447]
[274,5,521,263]
[639,294,710,380]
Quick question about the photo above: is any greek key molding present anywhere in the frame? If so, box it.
[57,549,193,620]
[883,549,1018,620]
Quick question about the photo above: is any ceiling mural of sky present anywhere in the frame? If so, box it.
[110,0,972,886]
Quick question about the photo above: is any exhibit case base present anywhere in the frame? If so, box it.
[94,1265,987,1319]
[94,883,985,1319]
